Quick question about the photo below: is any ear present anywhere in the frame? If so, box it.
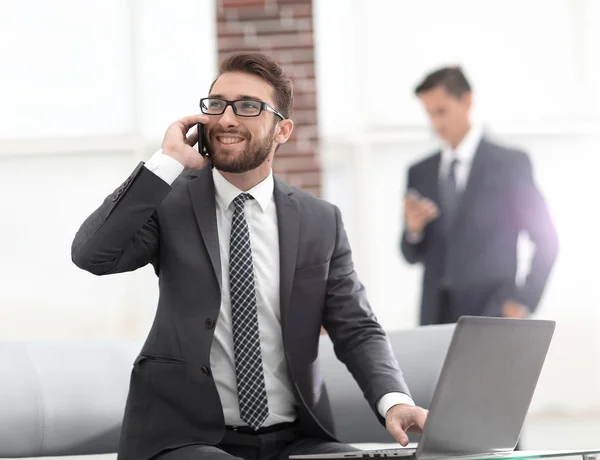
[274,119,294,145]
[461,91,473,111]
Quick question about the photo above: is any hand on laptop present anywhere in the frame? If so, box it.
[385,404,428,446]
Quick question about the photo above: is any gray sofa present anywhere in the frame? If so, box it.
[0,324,455,458]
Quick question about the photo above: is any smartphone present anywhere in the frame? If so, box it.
[197,123,209,157]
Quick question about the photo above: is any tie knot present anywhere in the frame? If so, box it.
[233,193,253,211]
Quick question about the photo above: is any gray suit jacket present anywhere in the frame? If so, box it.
[72,163,409,460]
[401,138,558,325]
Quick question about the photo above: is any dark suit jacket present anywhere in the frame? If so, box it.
[72,163,410,460]
[400,137,558,326]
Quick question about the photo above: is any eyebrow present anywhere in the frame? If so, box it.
[209,94,265,102]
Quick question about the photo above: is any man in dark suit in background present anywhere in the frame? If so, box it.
[73,52,427,460]
[401,66,558,326]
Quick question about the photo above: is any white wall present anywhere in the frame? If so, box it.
[0,0,217,339]
[314,0,600,418]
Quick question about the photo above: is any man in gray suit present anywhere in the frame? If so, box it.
[401,66,559,326]
[72,52,427,460]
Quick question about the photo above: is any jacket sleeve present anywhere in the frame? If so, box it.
[71,162,172,276]
[324,205,411,425]
[400,166,428,264]
[510,152,559,312]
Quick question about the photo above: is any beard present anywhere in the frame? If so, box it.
[207,124,276,174]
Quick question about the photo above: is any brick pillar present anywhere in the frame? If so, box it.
[216,0,321,197]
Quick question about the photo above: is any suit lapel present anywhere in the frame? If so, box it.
[188,166,222,291]
[425,153,442,207]
[274,178,299,328]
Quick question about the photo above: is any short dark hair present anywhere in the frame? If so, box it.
[211,52,294,119]
[414,66,471,98]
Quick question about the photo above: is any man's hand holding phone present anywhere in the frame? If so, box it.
[404,189,439,234]
[161,114,210,170]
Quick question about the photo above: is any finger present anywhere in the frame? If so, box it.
[388,423,410,446]
[414,208,432,221]
[416,203,437,216]
[424,208,439,220]
[420,198,438,208]
[421,199,439,212]
[413,407,428,430]
[176,114,210,132]
[185,125,200,147]
[421,200,436,210]
[422,203,439,218]
[415,204,432,214]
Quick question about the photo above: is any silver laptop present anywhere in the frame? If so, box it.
[290,316,556,460]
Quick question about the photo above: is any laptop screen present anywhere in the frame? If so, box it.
[416,316,555,458]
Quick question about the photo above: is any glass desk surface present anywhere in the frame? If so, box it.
[348,445,600,460]
[437,450,600,460]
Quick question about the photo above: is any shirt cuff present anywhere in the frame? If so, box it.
[405,231,424,244]
[377,392,416,418]
[144,149,185,185]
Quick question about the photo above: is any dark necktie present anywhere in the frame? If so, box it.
[229,193,269,430]
[440,156,460,231]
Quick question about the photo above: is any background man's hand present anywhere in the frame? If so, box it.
[386,404,428,446]
[502,300,529,318]
[161,114,210,170]
[404,195,439,234]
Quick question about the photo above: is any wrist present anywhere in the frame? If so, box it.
[161,147,186,165]
[377,392,415,418]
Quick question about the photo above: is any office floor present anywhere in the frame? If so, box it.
[10,416,600,460]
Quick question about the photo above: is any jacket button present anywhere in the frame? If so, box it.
[200,366,211,376]
[111,193,119,202]
[205,318,215,329]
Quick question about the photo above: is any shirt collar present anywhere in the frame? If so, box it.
[212,168,274,213]
[441,123,483,164]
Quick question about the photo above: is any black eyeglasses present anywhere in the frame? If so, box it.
[200,97,286,120]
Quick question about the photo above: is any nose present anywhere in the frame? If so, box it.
[218,104,239,128]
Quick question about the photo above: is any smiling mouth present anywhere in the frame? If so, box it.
[216,136,245,145]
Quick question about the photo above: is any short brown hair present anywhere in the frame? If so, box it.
[414,66,471,98]
[211,52,294,119]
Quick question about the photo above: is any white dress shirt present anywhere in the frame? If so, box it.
[144,151,414,424]
[439,123,483,191]
[210,167,299,427]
